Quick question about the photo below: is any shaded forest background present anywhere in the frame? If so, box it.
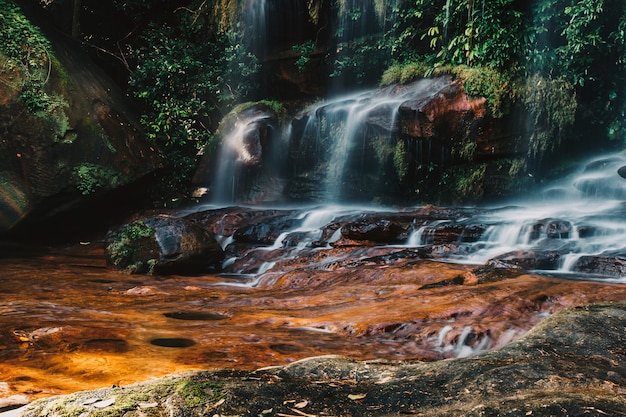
[3,0,626,204]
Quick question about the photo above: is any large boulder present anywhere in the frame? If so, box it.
[104,215,224,275]
[398,78,486,141]
[0,3,161,235]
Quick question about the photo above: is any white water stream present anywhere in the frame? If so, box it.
[207,153,626,282]
[211,113,271,203]
[299,78,450,200]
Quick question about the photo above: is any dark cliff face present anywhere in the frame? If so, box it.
[0,2,161,239]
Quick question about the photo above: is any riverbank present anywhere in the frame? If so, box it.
[3,231,626,410]
[10,302,626,416]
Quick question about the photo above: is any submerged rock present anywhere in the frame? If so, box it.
[104,215,224,275]
[18,303,626,417]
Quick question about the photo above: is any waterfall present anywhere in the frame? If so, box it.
[211,112,271,203]
[242,0,310,60]
[293,78,449,202]
[444,0,452,41]
[242,0,268,59]
[400,153,626,278]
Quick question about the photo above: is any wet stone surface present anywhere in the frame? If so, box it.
[2,233,626,409]
[16,303,626,417]
[4,203,626,412]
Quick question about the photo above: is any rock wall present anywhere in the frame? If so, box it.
[0,2,161,236]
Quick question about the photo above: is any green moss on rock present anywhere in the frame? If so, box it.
[105,221,158,274]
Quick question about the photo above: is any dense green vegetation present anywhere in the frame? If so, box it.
[7,0,626,203]
[122,1,260,195]
[0,0,69,140]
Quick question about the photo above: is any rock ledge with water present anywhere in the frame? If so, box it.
[15,302,626,417]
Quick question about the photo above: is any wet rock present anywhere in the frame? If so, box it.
[583,157,622,172]
[233,214,302,245]
[104,215,224,274]
[20,303,626,417]
[619,165,626,179]
[187,207,299,242]
[192,104,283,204]
[490,250,562,271]
[398,78,486,141]
[571,253,626,277]
[421,223,487,245]
[340,218,409,243]
[527,218,572,241]
[0,5,160,235]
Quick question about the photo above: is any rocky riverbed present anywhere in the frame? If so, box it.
[12,303,626,417]
[3,204,626,416]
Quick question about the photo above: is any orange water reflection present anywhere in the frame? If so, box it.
[2,242,626,404]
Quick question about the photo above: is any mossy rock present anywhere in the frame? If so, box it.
[104,215,224,275]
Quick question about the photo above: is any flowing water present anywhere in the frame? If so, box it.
[292,78,451,201]
[211,112,273,203]
[3,0,626,409]
[4,224,626,407]
[4,153,626,405]
[402,154,626,277]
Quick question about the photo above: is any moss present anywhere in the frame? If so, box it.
[210,99,287,154]
[0,0,72,141]
[73,163,121,195]
[380,61,433,86]
[89,393,151,417]
[521,74,577,160]
[393,140,409,181]
[456,164,486,200]
[175,380,225,407]
[106,221,157,274]
[451,66,515,118]
[230,100,287,122]
[380,61,516,118]
[211,0,241,34]
[37,395,87,417]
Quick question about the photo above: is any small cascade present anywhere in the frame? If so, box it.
[210,111,272,204]
[206,153,626,282]
[432,325,492,359]
[332,0,400,88]
[399,153,626,278]
[293,78,449,202]
[242,0,312,60]
[242,0,268,58]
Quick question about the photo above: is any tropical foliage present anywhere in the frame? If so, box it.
[11,0,626,202]
[0,0,69,140]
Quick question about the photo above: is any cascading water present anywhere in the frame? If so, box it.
[211,112,272,203]
[402,153,626,278]
[210,152,626,282]
[242,0,312,60]
[294,77,450,202]
[242,0,268,59]
[208,0,626,281]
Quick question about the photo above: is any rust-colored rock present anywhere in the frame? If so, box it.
[399,79,486,140]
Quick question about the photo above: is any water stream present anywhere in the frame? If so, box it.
[208,151,626,281]
[298,78,450,201]
[3,0,626,409]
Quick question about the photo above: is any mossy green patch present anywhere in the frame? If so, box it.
[89,393,151,417]
[105,221,158,274]
[73,163,121,195]
[0,0,70,138]
[175,380,225,407]
[381,62,515,118]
